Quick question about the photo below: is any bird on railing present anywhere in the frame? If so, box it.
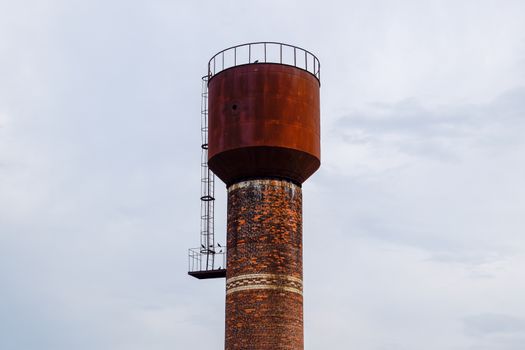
[253,60,259,63]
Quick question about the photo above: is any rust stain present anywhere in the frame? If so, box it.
[208,64,321,185]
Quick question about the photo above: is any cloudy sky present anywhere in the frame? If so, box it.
[1,0,524,349]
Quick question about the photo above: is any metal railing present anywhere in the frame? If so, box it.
[188,246,226,273]
[208,42,321,82]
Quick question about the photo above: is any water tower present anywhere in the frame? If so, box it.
[188,42,321,350]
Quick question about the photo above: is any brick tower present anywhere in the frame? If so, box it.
[202,42,320,350]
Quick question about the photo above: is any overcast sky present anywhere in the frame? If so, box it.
[1,1,525,349]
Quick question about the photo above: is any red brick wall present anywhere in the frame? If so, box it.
[225,179,303,350]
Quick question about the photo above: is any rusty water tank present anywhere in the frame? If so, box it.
[207,44,320,186]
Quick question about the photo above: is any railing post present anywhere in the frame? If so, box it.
[249,44,251,63]
[234,47,236,66]
[280,44,282,64]
[305,51,308,71]
[264,43,267,62]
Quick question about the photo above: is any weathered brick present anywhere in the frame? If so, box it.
[225,179,303,350]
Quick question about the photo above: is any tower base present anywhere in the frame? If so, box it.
[225,179,303,350]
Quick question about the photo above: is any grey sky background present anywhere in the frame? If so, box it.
[1,1,524,349]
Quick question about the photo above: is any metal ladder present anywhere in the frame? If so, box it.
[200,75,216,267]
[188,75,226,279]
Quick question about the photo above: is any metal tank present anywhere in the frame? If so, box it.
[208,59,320,185]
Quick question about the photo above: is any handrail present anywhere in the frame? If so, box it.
[188,246,226,273]
[208,42,321,83]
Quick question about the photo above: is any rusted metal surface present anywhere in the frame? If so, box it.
[208,63,320,185]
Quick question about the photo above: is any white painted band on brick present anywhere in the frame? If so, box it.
[227,273,302,284]
[228,179,300,192]
[226,284,303,296]
[226,273,303,296]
